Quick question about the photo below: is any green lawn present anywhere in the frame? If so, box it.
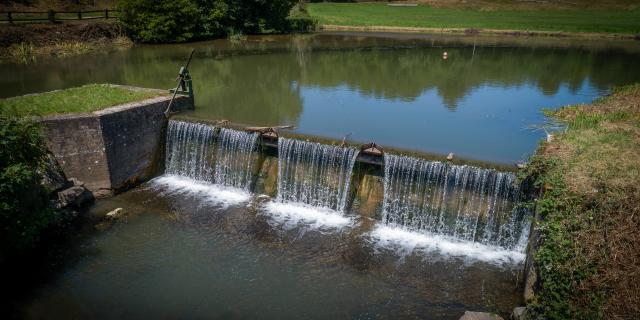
[307,3,640,34]
[0,84,163,117]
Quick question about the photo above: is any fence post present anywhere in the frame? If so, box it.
[48,10,55,23]
[7,11,12,24]
[78,10,82,20]
[105,9,109,19]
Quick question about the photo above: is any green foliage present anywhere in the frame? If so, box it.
[287,2,318,33]
[118,0,298,42]
[117,0,198,43]
[524,157,606,319]
[0,117,53,256]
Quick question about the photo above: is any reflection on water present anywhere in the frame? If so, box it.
[2,33,640,163]
[11,183,525,319]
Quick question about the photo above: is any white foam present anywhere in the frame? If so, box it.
[149,175,251,208]
[262,201,352,230]
[369,225,525,265]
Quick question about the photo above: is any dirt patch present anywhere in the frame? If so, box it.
[0,22,131,61]
[0,22,125,48]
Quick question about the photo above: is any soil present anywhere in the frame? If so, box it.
[0,21,125,48]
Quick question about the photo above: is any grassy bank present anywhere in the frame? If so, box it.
[0,22,132,63]
[307,3,640,36]
[0,84,163,117]
[525,85,640,319]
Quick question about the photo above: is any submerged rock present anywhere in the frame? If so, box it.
[105,208,125,220]
[459,311,504,320]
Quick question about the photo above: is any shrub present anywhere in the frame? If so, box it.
[287,1,318,32]
[117,0,198,43]
[118,0,299,42]
[0,117,53,257]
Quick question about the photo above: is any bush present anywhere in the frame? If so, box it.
[117,0,198,43]
[0,117,53,257]
[118,0,299,42]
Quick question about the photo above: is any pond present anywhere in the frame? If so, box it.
[2,32,640,163]
[10,180,524,319]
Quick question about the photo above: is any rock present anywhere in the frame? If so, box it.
[516,162,528,169]
[57,186,93,208]
[105,208,125,220]
[355,173,384,218]
[546,133,554,142]
[459,311,504,320]
[511,307,527,320]
[69,177,85,187]
[41,154,70,193]
[447,152,455,161]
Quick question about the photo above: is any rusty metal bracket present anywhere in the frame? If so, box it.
[360,142,384,156]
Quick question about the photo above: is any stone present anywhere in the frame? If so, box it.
[511,307,527,320]
[57,185,93,208]
[69,177,85,187]
[447,152,455,161]
[459,311,504,320]
[105,208,125,220]
[41,153,70,193]
[355,173,384,217]
[254,156,279,197]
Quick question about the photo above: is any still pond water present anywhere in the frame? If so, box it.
[2,32,640,163]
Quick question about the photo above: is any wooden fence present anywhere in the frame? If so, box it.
[0,9,118,23]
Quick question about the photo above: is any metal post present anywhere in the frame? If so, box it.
[105,9,109,19]
[7,12,12,24]
[48,10,56,23]
[78,10,82,20]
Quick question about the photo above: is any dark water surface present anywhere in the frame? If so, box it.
[2,32,640,163]
[11,181,525,320]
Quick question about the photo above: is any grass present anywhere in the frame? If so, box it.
[524,84,640,319]
[0,84,164,117]
[307,3,640,35]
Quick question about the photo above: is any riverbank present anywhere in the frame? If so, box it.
[308,3,640,39]
[0,22,131,62]
[525,84,640,318]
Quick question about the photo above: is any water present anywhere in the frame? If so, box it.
[213,128,259,190]
[276,137,358,212]
[2,32,640,163]
[7,184,525,319]
[165,120,215,181]
[381,154,530,252]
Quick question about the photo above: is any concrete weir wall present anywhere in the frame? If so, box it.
[41,92,193,197]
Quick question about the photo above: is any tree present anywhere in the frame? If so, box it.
[0,117,52,257]
[117,0,199,43]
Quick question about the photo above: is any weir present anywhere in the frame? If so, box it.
[165,120,215,182]
[164,120,259,189]
[276,138,359,212]
[382,154,531,250]
[162,119,532,258]
[213,128,260,190]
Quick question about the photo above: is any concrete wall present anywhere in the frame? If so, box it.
[41,92,193,197]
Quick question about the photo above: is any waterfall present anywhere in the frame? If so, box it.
[382,154,530,250]
[165,120,215,182]
[213,128,259,190]
[276,138,358,212]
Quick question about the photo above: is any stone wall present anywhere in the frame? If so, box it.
[41,92,193,197]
